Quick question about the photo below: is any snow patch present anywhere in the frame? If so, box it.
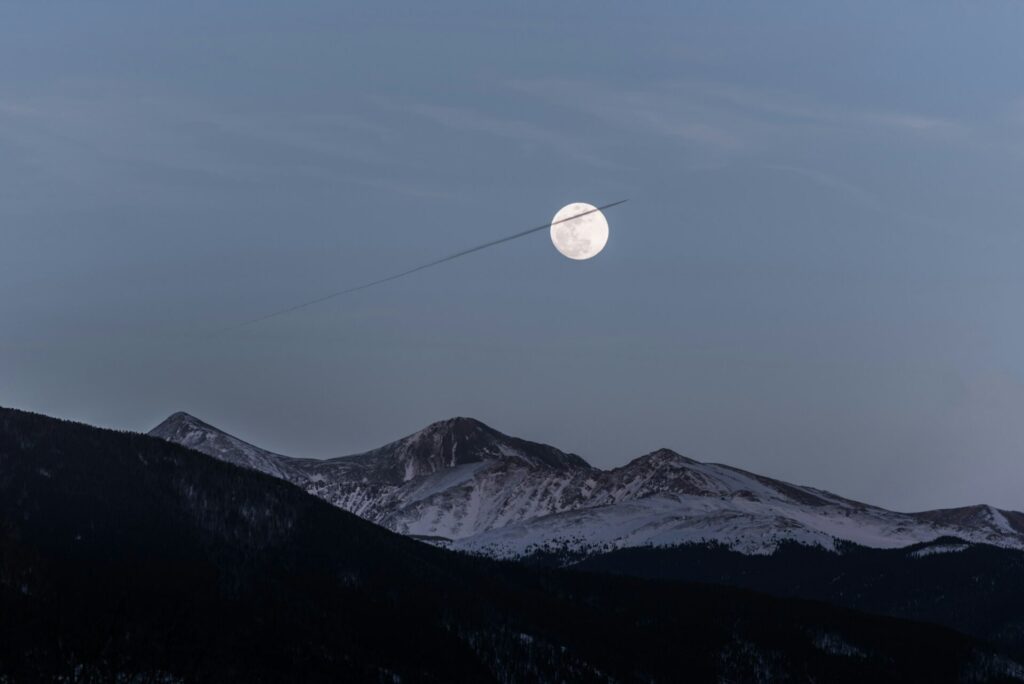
[910,543,970,558]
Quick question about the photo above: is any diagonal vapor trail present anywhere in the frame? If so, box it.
[223,199,628,332]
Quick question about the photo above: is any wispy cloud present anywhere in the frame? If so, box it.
[511,79,746,154]
[0,91,457,203]
[762,164,883,211]
[512,78,971,153]
[403,102,621,169]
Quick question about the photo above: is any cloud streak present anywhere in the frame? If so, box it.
[512,78,971,154]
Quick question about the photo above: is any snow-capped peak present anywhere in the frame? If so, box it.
[153,411,205,432]
[334,417,592,484]
[149,411,300,481]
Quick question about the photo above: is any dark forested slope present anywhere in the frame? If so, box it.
[571,539,1024,661]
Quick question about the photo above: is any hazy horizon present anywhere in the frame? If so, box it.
[5,1,1024,513]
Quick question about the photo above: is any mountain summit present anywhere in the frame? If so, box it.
[150,411,305,481]
[331,416,593,482]
[149,413,1024,556]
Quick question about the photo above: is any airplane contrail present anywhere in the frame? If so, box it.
[223,199,628,332]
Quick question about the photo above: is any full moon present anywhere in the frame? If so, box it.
[550,202,609,260]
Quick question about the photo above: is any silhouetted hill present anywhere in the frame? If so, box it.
[569,540,1024,660]
[2,407,1021,682]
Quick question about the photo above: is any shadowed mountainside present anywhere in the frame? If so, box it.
[560,539,1024,661]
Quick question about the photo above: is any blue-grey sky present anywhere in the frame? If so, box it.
[4,1,1024,512]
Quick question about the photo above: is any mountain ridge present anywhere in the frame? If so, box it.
[149,411,1024,557]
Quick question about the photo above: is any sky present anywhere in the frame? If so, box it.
[3,1,1024,512]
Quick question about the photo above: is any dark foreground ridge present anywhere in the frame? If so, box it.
[2,406,1021,682]
[566,539,1024,662]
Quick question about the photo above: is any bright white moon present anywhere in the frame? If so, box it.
[550,202,609,260]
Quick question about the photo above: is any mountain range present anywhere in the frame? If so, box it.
[150,411,1024,559]
[9,405,1020,681]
